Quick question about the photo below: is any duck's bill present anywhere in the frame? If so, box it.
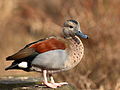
[75,30,88,39]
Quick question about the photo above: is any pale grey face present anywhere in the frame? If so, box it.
[63,20,88,39]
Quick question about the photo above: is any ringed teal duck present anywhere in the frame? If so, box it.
[5,20,88,88]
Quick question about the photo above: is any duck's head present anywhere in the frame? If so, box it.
[63,20,88,43]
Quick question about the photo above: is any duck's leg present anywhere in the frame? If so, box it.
[43,70,58,88]
[49,74,68,87]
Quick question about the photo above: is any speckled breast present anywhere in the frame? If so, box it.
[64,38,84,70]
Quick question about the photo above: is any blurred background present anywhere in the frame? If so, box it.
[0,0,120,89]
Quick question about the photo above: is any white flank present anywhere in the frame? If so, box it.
[18,62,28,68]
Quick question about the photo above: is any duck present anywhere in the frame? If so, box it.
[5,20,88,88]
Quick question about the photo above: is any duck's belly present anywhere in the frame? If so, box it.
[31,50,68,73]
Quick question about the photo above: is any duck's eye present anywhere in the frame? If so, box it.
[69,26,73,28]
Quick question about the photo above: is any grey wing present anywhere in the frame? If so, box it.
[6,48,36,60]
[31,50,68,70]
